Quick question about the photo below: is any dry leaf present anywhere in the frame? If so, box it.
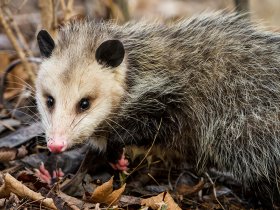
[141,192,181,210]
[156,201,168,210]
[105,183,126,206]
[91,176,126,206]
[91,176,113,203]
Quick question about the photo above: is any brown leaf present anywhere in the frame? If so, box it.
[91,176,126,206]
[105,183,126,206]
[91,176,113,203]
[141,192,181,210]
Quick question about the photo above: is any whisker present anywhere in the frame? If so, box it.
[6,74,36,91]
[104,119,126,145]
[106,118,135,140]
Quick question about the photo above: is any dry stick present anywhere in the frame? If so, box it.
[3,7,33,57]
[204,172,225,210]
[0,7,36,84]
[147,173,160,186]
[2,173,57,209]
[103,0,125,23]
[17,0,28,12]
[0,120,16,131]
[60,0,66,10]
[127,118,162,178]
[60,0,74,21]
[115,0,129,22]
[38,0,56,36]
[66,0,74,19]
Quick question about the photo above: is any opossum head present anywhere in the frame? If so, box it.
[36,29,126,153]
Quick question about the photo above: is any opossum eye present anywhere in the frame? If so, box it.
[95,40,124,68]
[46,96,55,109]
[79,98,90,112]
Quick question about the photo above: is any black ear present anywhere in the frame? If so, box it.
[37,30,55,58]
[95,40,125,68]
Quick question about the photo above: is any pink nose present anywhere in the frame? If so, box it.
[48,143,64,153]
[47,136,67,153]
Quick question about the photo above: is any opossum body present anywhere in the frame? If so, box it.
[36,13,280,203]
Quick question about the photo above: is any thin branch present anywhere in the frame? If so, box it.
[60,0,74,21]
[38,0,56,36]
[0,6,36,84]
[127,118,163,178]
[205,172,225,210]
[3,7,33,56]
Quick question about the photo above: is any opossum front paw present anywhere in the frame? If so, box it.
[109,152,129,171]
[34,162,64,185]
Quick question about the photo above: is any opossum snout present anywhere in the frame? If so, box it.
[47,135,68,153]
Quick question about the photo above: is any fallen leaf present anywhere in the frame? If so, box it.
[141,192,181,210]
[156,201,168,210]
[105,183,126,206]
[91,176,113,203]
[91,176,126,206]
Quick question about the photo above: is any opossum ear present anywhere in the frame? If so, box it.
[95,40,125,68]
[37,30,55,58]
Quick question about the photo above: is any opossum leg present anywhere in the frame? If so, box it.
[34,162,64,185]
[109,150,129,171]
[106,142,129,171]
[34,162,52,184]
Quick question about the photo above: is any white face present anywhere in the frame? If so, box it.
[36,56,126,153]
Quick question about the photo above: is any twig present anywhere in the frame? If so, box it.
[60,147,97,193]
[0,120,16,131]
[114,0,129,22]
[38,0,57,36]
[60,0,74,21]
[104,0,125,23]
[147,173,161,186]
[205,172,225,210]
[127,118,163,178]
[0,173,57,209]
[168,167,173,190]
[3,7,33,57]
[0,6,36,84]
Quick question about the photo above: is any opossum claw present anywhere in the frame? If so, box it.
[109,152,129,171]
[35,162,64,185]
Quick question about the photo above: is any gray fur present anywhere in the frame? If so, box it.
[43,12,280,201]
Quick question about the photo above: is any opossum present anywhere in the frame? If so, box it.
[36,12,280,203]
